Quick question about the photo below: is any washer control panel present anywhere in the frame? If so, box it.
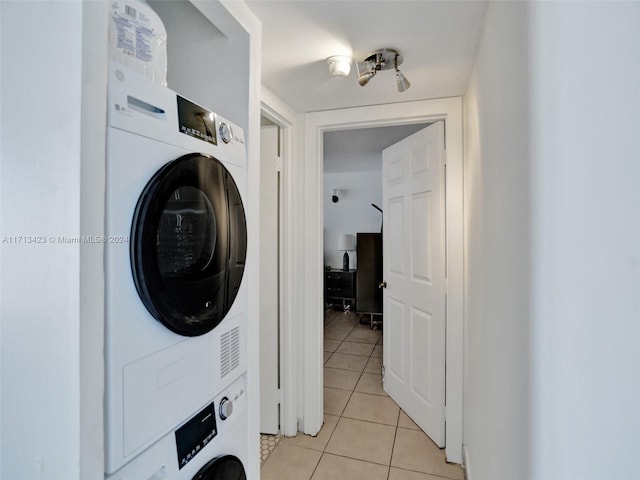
[173,375,247,471]
[174,402,217,470]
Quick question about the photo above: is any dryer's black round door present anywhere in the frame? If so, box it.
[131,153,247,336]
[192,455,246,480]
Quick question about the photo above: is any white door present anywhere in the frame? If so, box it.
[382,121,446,446]
[259,124,281,434]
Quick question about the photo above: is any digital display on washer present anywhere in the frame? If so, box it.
[177,95,217,145]
[175,402,217,469]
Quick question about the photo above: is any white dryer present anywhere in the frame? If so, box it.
[104,63,248,475]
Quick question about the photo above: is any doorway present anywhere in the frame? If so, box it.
[323,123,426,420]
[259,117,282,435]
[322,124,426,273]
[258,91,300,439]
[302,98,464,463]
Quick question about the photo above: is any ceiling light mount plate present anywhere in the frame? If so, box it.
[357,47,410,91]
[363,48,403,71]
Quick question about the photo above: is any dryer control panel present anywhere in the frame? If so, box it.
[177,95,217,145]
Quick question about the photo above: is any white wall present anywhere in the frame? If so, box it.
[323,170,382,269]
[463,2,532,479]
[529,3,640,479]
[148,0,251,131]
[464,2,640,480]
[1,2,86,478]
[79,3,109,478]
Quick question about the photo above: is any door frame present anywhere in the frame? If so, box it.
[303,97,464,463]
[258,122,281,434]
[260,87,300,437]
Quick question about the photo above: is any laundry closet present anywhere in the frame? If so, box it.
[103,1,260,480]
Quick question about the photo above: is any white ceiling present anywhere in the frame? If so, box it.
[323,123,429,173]
[245,0,488,113]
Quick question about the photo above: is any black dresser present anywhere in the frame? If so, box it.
[324,269,356,311]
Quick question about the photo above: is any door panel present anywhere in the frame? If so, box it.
[411,307,433,404]
[388,197,405,275]
[382,121,446,447]
[387,298,405,381]
[411,192,432,283]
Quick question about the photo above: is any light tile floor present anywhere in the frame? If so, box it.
[261,310,465,480]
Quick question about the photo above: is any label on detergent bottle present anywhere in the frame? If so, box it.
[112,2,153,62]
[109,1,168,85]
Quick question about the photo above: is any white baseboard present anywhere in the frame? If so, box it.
[463,445,472,480]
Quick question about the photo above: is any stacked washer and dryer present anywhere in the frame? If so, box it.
[105,2,249,479]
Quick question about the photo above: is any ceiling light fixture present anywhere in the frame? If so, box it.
[326,55,353,76]
[394,55,411,92]
[356,48,410,92]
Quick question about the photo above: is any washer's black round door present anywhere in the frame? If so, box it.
[192,455,246,480]
[131,153,247,336]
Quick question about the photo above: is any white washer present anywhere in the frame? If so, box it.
[104,64,248,475]
[106,376,248,480]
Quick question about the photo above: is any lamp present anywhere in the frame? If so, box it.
[358,69,376,86]
[356,48,410,92]
[394,54,411,92]
[338,234,355,271]
[327,56,353,76]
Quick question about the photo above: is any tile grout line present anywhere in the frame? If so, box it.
[387,408,402,480]
[307,451,323,480]
[314,450,395,469]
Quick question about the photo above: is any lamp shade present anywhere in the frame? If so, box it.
[338,234,355,251]
[396,70,411,92]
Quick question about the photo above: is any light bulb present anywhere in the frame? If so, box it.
[327,56,353,77]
